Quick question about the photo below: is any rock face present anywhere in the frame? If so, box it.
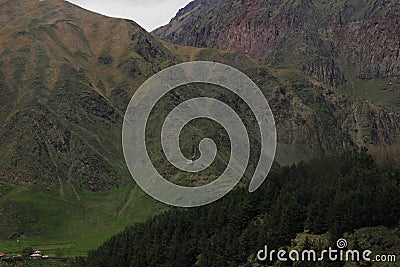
[154,0,400,83]
[303,57,346,88]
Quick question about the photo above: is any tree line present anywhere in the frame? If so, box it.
[75,150,400,267]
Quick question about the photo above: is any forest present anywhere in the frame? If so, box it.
[76,150,400,267]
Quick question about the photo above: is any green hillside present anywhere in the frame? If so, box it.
[0,182,165,256]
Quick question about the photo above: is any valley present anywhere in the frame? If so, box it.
[0,0,399,265]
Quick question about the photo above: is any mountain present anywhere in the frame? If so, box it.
[1,0,400,257]
[154,0,400,105]
[0,0,179,254]
[1,0,399,192]
[0,0,178,192]
[163,43,400,166]
[154,0,400,163]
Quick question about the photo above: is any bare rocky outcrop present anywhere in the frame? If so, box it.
[154,0,400,84]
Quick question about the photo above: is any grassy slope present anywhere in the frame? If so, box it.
[0,1,175,255]
[0,182,165,256]
[340,78,400,113]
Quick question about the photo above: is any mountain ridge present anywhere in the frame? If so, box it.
[1,0,400,191]
[153,0,400,85]
[0,0,178,191]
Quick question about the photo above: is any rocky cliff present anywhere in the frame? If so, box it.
[154,0,400,85]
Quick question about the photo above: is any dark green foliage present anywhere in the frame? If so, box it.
[22,246,34,257]
[98,54,113,65]
[82,150,400,267]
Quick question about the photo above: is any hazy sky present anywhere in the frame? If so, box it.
[66,0,193,31]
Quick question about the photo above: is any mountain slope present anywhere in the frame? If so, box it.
[1,0,399,193]
[154,0,400,87]
[162,43,400,165]
[0,0,400,257]
[0,0,180,254]
[0,0,178,191]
